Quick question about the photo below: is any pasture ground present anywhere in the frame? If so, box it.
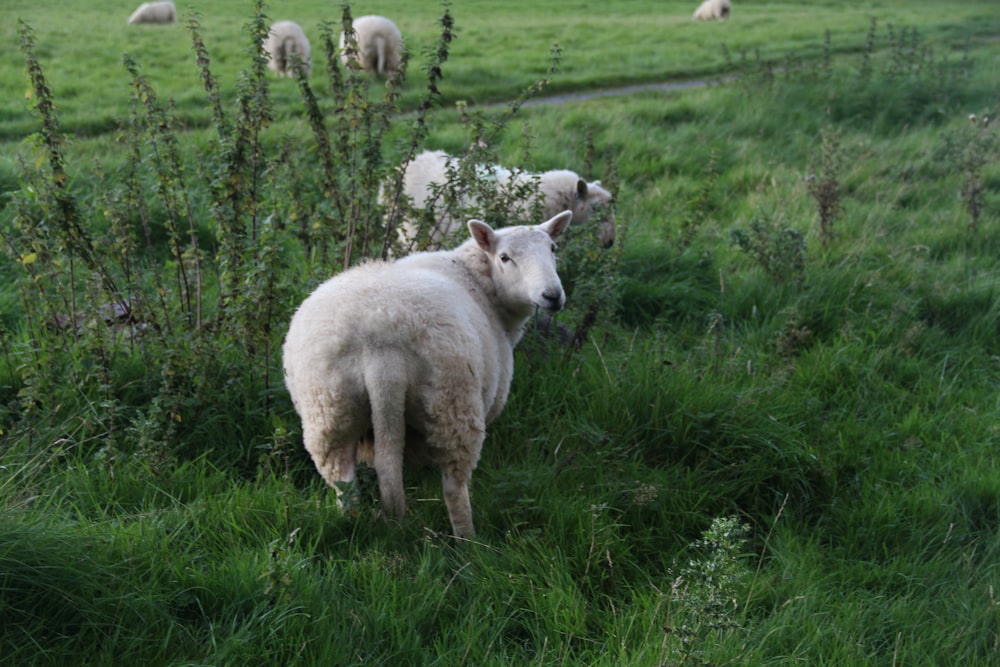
[2,1,1000,664]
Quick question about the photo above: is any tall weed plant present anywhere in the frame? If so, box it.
[934,112,998,231]
[1,2,596,475]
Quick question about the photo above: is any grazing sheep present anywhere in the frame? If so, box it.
[693,0,731,20]
[339,15,403,77]
[283,211,573,538]
[127,1,176,25]
[390,150,615,252]
[265,21,311,77]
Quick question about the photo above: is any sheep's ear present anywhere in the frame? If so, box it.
[468,219,496,251]
[576,179,589,200]
[538,210,573,240]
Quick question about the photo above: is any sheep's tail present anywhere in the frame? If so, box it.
[374,35,387,75]
[363,359,407,519]
[282,36,301,74]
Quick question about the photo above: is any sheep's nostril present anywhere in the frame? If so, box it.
[542,288,565,311]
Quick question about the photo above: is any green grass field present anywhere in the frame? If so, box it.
[2,0,1000,665]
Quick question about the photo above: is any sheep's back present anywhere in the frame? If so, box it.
[402,151,452,209]
[128,1,176,24]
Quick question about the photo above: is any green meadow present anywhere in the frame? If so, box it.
[2,0,1000,664]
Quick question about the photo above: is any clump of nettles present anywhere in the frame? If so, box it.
[1,2,458,470]
[731,211,805,285]
[935,113,996,231]
[664,516,752,665]
[676,149,718,255]
[806,125,845,249]
[260,528,304,607]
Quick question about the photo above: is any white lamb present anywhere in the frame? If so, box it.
[127,1,176,25]
[265,21,311,78]
[339,15,403,77]
[693,0,731,20]
[282,211,573,538]
[390,150,615,252]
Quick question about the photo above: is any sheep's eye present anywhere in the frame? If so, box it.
[499,253,511,263]
[551,243,557,253]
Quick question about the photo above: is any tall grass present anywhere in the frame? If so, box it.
[2,1,1000,665]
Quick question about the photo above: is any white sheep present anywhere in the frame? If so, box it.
[265,21,311,78]
[339,15,403,77]
[127,1,176,25]
[282,211,573,538]
[693,0,731,20]
[389,150,615,252]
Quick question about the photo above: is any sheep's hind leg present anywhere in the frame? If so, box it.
[441,463,475,539]
[429,402,484,538]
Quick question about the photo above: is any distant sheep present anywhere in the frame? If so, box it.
[127,1,176,25]
[283,212,573,538]
[265,21,311,77]
[339,15,403,77]
[390,150,615,252]
[693,0,731,20]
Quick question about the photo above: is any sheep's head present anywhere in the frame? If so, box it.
[550,172,615,248]
[467,211,573,318]
[573,179,616,249]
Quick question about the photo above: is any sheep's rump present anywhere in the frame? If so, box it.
[266,21,311,77]
[282,261,506,448]
[340,15,403,76]
[128,1,176,24]
[693,0,731,20]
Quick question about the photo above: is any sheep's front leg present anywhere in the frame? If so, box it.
[442,464,475,538]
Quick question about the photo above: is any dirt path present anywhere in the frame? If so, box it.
[519,75,737,108]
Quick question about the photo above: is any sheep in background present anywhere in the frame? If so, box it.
[282,212,573,538]
[389,150,615,253]
[339,15,403,77]
[265,21,311,77]
[127,1,176,25]
[693,0,731,20]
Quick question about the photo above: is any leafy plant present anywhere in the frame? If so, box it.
[730,212,805,285]
[676,148,718,255]
[935,112,997,230]
[663,516,753,665]
[806,125,846,248]
[0,2,463,470]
